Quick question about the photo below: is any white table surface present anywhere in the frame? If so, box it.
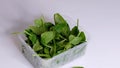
[0,0,120,68]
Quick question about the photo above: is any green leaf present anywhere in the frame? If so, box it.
[54,23,66,33]
[33,40,43,51]
[55,32,65,40]
[71,26,79,36]
[54,13,67,24]
[57,39,66,47]
[43,44,52,48]
[44,47,50,54]
[69,35,75,41]
[49,39,57,57]
[37,54,51,58]
[39,26,47,34]
[29,33,37,45]
[54,13,70,38]
[29,26,41,35]
[72,66,84,68]
[34,18,44,27]
[24,29,32,36]
[32,18,49,35]
[24,29,33,46]
[55,32,61,40]
[78,31,86,41]
[41,31,55,44]
[29,26,47,35]
[70,37,82,45]
[50,46,54,57]
[53,39,56,56]
[57,50,64,54]
[65,43,72,50]
[56,45,64,52]
[54,23,70,38]
[44,22,54,30]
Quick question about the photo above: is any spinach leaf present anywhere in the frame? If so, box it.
[65,43,72,50]
[57,39,66,45]
[29,26,47,35]
[31,18,49,35]
[50,45,54,57]
[41,31,55,45]
[44,47,50,54]
[44,22,54,30]
[71,26,79,36]
[28,33,37,45]
[54,13,70,38]
[70,37,82,45]
[69,34,75,41]
[24,29,32,36]
[33,40,43,51]
[37,54,51,58]
[34,18,44,27]
[54,23,70,38]
[24,29,33,46]
[57,50,64,54]
[72,66,84,68]
[54,13,67,24]
[78,31,86,42]
[49,39,57,57]
[55,32,65,40]
[29,26,41,35]
[53,39,56,56]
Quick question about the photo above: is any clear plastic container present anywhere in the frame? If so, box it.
[18,15,88,68]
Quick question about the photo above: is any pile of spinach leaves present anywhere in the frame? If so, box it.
[24,13,86,59]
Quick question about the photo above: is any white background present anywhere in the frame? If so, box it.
[0,0,120,68]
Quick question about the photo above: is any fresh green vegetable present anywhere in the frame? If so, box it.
[33,40,43,51]
[54,13,70,38]
[54,13,67,24]
[71,26,79,36]
[34,18,44,27]
[41,31,55,45]
[72,66,84,68]
[24,13,87,59]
